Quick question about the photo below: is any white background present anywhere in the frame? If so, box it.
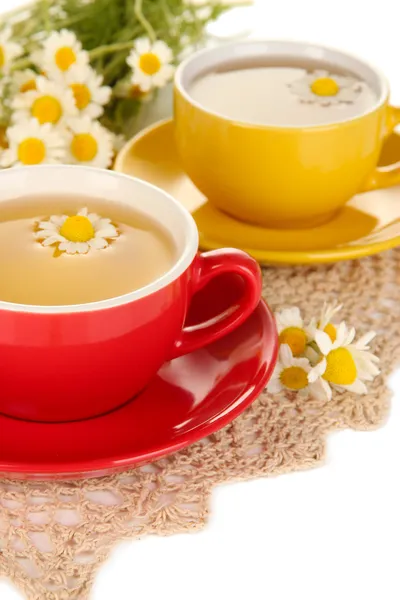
[1,1,400,598]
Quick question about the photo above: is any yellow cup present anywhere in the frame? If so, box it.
[174,41,400,228]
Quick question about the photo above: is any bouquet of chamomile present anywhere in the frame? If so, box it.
[0,0,230,169]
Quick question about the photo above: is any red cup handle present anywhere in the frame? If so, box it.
[170,249,262,359]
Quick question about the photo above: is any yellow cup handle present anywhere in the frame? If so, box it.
[362,105,400,192]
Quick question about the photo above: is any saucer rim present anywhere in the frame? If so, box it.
[0,299,277,479]
[115,119,400,265]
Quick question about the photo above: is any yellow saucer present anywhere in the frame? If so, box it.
[114,119,400,265]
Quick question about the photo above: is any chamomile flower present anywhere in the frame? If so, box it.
[306,302,343,343]
[289,70,363,106]
[127,37,174,91]
[314,323,380,394]
[12,76,78,126]
[267,344,330,401]
[275,307,310,356]
[36,29,89,80]
[65,116,114,168]
[0,27,23,73]
[65,64,111,118]
[0,119,66,167]
[13,69,38,94]
[36,207,119,255]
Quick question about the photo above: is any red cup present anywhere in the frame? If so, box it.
[0,166,262,422]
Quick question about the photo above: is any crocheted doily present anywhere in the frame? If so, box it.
[0,250,397,600]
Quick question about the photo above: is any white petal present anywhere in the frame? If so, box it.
[304,345,321,365]
[37,221,57,231]
[41,235,63,246]
[50,215,67,226]
[308,358,327,382]
[309,378,331,402]
[279,344,293,367]
[291,356,311,371]
[65,242,78,254]
[333,321,348,347]
[315,330,332,356]
[275,307,303,331]
[152,40,173,63]
[95,226,118,238]
[355,331,376,349]
[87,214,102,227]
[135,37,151,55]
[321,378,332,401]
[36,230,59,239]
[75,242,89,254]
[344,326,356,346]
[342,379,368,395]
[95,217,112,228]
[152,65,174,87]
[78,207,88,217]
[267,378,283,394]
[131,71,151,87]
[88,237,108,249]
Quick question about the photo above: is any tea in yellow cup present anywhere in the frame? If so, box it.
[174,41,400,228]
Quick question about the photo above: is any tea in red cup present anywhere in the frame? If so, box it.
[0,165,262,422]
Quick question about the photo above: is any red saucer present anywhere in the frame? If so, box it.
[0,275,277,480]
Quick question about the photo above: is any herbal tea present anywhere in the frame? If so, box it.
[0,196,176,306]
[188,58,378,126]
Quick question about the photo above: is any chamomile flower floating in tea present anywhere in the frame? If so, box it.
[34,29,89,80]
[314,323,380,394]
[66,117,114,168]
[0,27,23,73]
[0,119,66,167]
[65,64,112,119]
[267,344,330,401]
[127,38,174,92]
[275,307,309,356]
[268,304,379,400]
[12,76,78,126]
[289,70,363,106]
[36,207,119,255]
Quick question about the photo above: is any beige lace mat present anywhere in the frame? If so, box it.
[1,250,398,599]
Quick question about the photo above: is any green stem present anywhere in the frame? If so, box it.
[89,41,135,59]
[10,57,33,72]
[134,0,156,42]
[40,0,51,32]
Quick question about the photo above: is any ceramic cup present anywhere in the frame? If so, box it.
[0,165,262,423]
[174,40,400,228]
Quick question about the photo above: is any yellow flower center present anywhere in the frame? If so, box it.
[17,138,46,165]
[0,46,5,68]
[280,366,309,391]
[322,347,357,385]
[310,77,339,97]
[70,83,91,110]
[60,215,94,242]
[55,46,76,71]
[31,95,62,124]
[20,78,37,93]
[279,327,307,356]
[139,52,161,75]
[71,133,98,162]
[324,323,337,342]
